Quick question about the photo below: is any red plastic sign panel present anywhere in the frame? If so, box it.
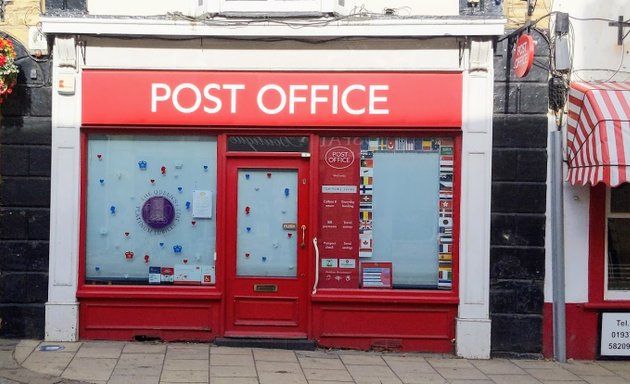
[318,138,360,288]
[513,34,535,78]
[82,71,462,127]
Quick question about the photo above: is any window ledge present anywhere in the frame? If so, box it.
[77,285,222,300]
[584,302,630,310]
[312,289,458,304]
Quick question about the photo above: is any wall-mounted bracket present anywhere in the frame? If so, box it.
[609,16,630,46]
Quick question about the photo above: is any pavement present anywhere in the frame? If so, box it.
[1,339,630,384]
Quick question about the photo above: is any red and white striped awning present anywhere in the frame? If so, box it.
[566,82,630,186]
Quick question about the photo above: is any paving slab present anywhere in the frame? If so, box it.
[163,358,208,371]
[160,369,208,383]
[255,361,302,374]
[395,372,448,384]
[253,348,299,362]
[582,375,630,384]
[210,346,253,355]
[257,371,308,384]
[107,374,160,384]
[3,339,630,384]
[488,374,544,384]
[122,343,167,354]
[61,357,118,382]
[208,378,259,384]
[298,356,346,370]
[75,342,124,359]
[22,351,76,376]
[432,366,489,381]
[210,353,254,366]
[471,359,528,375]
[210,364,258,378]
[339,354,387,366]
[302,367,353,381]
[525,367,582,382]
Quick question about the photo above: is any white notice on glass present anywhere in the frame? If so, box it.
[192,190,213,219]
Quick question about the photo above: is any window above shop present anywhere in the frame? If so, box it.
[606,184,630,299]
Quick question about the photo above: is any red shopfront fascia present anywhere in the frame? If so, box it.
[79,70,462,351]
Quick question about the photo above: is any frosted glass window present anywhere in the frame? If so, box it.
[237,169,298,277]
[371,152,440,287]
[85,135,217,285]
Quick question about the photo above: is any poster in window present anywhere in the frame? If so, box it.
[360,262,393,289]
[317,137,360,288]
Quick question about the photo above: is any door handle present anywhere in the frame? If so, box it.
[300,225,307,248]
[312,237,319,295]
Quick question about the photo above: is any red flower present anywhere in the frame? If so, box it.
[0,55,6,66]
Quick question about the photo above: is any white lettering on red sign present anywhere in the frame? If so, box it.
[325,146,355,170]
[151,83,245,114]
[151,83,389,116]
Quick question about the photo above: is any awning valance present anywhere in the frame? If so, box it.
[566,81,630,186]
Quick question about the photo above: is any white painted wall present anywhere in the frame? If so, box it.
[553,0,630,82]
[86,0,458,16]
[545,0,630,304]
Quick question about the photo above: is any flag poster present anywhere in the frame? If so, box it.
[318,136,455,290]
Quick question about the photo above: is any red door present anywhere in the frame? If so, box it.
[225,157,310,338]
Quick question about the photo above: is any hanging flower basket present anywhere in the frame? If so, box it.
[0,38,18,104]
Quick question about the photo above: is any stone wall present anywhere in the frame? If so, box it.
[490,31,549,357]
[0,38,51,338]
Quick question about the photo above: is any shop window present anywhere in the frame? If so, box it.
[84,135,217,285]
[318,137,454,290]
[606,184,630,298]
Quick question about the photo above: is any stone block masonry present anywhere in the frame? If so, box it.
[0,37,52,339]
[490,31,549,357]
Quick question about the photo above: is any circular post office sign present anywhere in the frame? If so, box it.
[513,34,535,78]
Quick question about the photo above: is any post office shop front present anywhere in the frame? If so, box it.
[43,33,498,358]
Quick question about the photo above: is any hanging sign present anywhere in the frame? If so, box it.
[513,34,535,78]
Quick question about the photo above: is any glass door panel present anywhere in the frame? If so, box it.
[236,169,298,277]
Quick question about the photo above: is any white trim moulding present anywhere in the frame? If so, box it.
[41,16,505,37]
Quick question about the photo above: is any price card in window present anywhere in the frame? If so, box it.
[192,190,213,219]
[601,313,630,356]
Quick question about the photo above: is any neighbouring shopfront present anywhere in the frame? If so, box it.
[40,22,501,356]
[545,81,630,359]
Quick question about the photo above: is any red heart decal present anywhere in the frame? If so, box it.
[267,173,272,178]
[245,253,250,257]
[124,232,129,236]
[97,154,102,159]
[144,255,150,263]
[150,179,155,183]
[288,233,293,238]
[183,259,188,264]
[191,220,196,225]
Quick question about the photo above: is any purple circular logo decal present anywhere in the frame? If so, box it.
[141,196,175,229]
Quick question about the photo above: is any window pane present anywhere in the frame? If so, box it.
[317,136,454,291]
[85,135,217,285]
[236,169,298,277]
[608,218,630,290]
[611,184,630,213]
[370,151,440,287]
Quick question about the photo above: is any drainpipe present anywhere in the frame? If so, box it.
[551,130,566,363]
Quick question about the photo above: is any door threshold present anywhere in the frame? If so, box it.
[214,337,316,350]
